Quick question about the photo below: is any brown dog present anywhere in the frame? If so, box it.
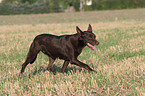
[20,24,99,74]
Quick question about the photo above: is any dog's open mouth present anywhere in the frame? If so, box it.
[86,43,97,51]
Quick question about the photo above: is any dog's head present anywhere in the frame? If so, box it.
[76,24,99,51]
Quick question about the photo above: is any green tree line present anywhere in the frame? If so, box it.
[0,0,145,15]
[86,0,145,10]
[0,0,63,15]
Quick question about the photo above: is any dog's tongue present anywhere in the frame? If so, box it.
[86,43,97,51]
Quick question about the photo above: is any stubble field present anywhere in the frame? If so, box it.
[0,8,145,95]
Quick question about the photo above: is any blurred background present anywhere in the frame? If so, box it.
[0,0,145,15]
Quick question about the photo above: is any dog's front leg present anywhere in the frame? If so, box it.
[70,59,94,72]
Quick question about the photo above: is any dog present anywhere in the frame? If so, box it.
[20,24,99,74]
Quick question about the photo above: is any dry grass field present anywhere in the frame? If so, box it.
[0,8,145,95]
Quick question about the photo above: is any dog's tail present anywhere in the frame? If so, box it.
[20,41,40,73]
[27,41,40,64]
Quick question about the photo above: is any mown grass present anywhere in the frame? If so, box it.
[0,9,145,95]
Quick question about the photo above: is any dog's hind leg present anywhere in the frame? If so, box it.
[47,57,55,72]
[61,61,69,73]
[20,42,40,74]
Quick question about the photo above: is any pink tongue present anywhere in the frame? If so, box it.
[86,43,97,51]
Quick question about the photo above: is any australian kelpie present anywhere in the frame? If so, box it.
[20,24,99,74]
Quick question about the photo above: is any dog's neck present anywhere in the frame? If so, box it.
[74,34,86,50]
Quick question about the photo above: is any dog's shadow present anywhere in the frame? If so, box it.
[28,65,82,77]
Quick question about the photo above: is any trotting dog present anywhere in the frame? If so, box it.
[20,24,99,74]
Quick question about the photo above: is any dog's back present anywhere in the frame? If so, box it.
[33,33,82,60]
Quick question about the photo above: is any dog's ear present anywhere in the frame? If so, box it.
[76,26,82,37]
[87,24,92,32]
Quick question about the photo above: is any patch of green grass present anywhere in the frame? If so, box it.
[108,50,145,61]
